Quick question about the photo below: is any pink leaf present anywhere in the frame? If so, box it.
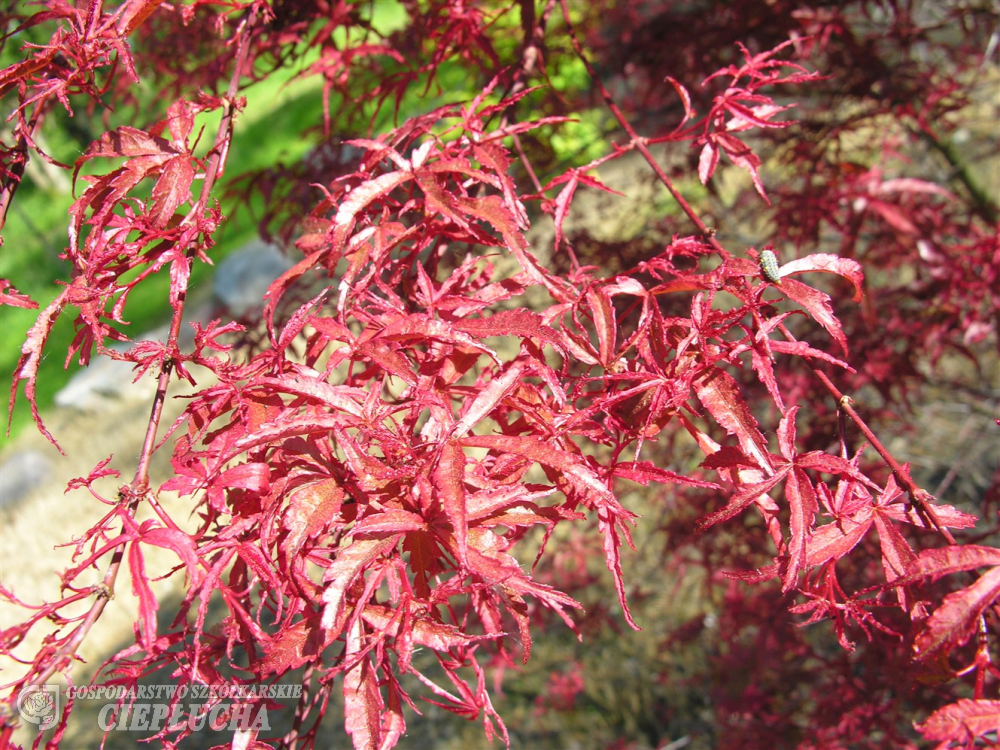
[218,462,270,493]
[452,308,562,348]
[781,466,818,592]
[260,616,325,675]
[128,541,158,655]
[7,289,69,450]
[873,513,917,610]
[586,286,616,367]
[332,170,414,252]
[224,414,365,463]
[697,472,785,530]
[0,279,37,309]
[451,361,525,438]
[352,510,426,536]
[361,604,484,651]
[876,177,956,199]
[777,277,849,354]
[913,566,1000,662]
[713,133,769,202]
[726,512,873,583]
[139,523,202,584]
[148,156,193,228]
[880,501,978,530]
[321,536,401,635]
[867,200,920,236]
[663,76,694,123]
[694,367,773,474]
[379,314,500,364]
[898,545,1000,585]
[283,478,345,559]
[552,170,578,251]
[698,142,719,184]
[916,699,1000,744]
[344,618,383,750]
[79,126,180,161]
[611,461,720,490]
[253,373,366,418]
[777,253,865,302]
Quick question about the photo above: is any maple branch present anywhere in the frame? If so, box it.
[493,0,555,195]
[915,125,999,226]
[777,322,956,545]
[557,0,725,254]
[508,0,555,105]
[18,5,260,694]
[0,106,45,241]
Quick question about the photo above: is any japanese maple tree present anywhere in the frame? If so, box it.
[1,1,997,749]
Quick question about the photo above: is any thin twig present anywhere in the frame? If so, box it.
[777,322,955,544]
[21,4,259,693]
[557,0,725,253]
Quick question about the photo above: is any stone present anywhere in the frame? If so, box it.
[0,449,52,509]
[212,240,294,318]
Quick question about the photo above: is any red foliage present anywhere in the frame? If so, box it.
[1,1,997,749]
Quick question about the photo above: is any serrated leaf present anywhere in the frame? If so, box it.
[586,286,616,367]
[253,373,366,417]
[148,156,193,228]
[361,604,483,651]
[434,441,469,565]
[138,522,202,585]
[7,290,69,449]
[452,308,562,348]
[223,414,365,463]
[694,367,773,474]
[352,509,426,536]
[218,462,270,492]
[916,699,1000,743]
[379,314,500,364]
[612,461,720,489]
[781,465,818,592]
[260,616,325,675]
[344,618,383,750]
[128,540,158,655]
[321,536,401,634]
[283,478,344,559]
[898,545,1000,586]
[79,126,180,161]
[0,280,37,309]
[913,566,1000,662]
[873,513,917,609]
[881,500,978,530]
[777,277,848,354]
[332,170,414,252]
[697,472,785,530]
[451,361,525,439]
[725,512,873,583]
[776,253,865,302]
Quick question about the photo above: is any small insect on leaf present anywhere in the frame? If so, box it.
[759,249,782,284]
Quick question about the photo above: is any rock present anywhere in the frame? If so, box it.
[212,240,294,318]
[0,450,52,509]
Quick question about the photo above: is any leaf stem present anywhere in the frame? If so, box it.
[777,322,955,544]
[557,0,724,253]
[17,4,259,694]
